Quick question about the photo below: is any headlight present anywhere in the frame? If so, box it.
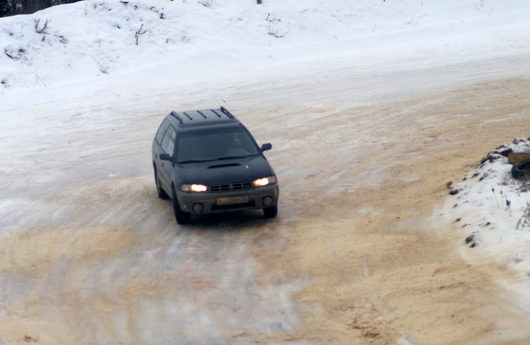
[252,176,277,187]
[180,184,208,192]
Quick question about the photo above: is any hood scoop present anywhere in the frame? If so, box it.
[208,163,241,169]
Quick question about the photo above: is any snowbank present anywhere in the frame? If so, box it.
[444,139,530,276]
[1,0,530,91]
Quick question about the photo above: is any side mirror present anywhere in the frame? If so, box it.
[261,143,272,152]
[159,153,172,161]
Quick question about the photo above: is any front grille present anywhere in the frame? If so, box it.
[209,182,252,193]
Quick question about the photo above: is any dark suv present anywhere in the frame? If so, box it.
[152,107,279,224]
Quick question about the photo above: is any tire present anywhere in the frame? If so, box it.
[263,205,278,218]
[512,158,530,180]
[154,166,169,200]
[172,187,191,225]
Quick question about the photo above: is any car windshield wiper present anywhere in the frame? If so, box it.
[177,159,216,164]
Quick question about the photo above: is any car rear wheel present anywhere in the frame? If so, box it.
[154,166,169,200]
[263,205,278,218]
[172,187,191,225]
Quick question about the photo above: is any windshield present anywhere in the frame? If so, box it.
[176,126,260,163]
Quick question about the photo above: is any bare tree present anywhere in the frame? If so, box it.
[135,24,147,45]
[34,18,49,34]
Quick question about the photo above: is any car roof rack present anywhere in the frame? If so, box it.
[196,110,208,119]
[167,107,238,127]
[182,111,193,120]
[211,109,223,118]
[169,111,183,124]
[220,106,235,119]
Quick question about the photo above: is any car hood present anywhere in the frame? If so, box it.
[177,155,275,185]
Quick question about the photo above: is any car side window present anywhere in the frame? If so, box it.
[155,119,170,144]
[161,126,177,155]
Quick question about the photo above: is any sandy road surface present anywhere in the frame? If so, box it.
[1,56,530,345]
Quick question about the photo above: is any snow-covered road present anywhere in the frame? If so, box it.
[3,52,530,197]
[1,53,530,344]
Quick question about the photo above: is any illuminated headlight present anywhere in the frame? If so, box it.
[180,184,208,192]
[252,176,277,187]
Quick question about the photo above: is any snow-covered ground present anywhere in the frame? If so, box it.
[1,0,530,91]
[2,1,530,344]
[444,139,530,276]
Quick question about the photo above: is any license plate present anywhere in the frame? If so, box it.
[217,196,249,206]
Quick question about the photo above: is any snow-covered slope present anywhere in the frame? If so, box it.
[1,0,530,91]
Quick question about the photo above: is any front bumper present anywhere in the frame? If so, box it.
[177,184,279,214]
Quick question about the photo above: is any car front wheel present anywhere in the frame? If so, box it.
[172,187,191,225]
[263,205,278,218]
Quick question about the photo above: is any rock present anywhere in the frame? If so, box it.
[498,148,513,157]
[514,253,525,263]
[465,233,479,248]
[488,155,500,163]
